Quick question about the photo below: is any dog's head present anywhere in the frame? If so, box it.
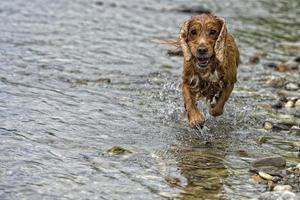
[180,14,227,69]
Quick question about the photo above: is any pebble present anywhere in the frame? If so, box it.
[295,99,300,107]
[256,136,267,145]
[296,163,300,169]
[272,123,291,131]
[285,60,299,70]
[259,191,298,200]
[285,100,294,108]
[273,185,292,192]
[165,176,181,187]
[293,141,300,148]
[107,146,132,155]
[276,64,291,72]
[272,101,283,109]
[252,156,286,168]
[249,55,260,64]
[95,1,104,6]
[266,77,285,88]
[286,83,299,91]
[290,126,300,133]
[258,171,273,180]
[167,49,182,56]
[251,175,265,183]
[170,5,211,14]
[265,62,278,68]
[264,122,273,130]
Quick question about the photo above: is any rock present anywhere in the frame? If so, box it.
[252,156,286,168]
[294,56,300,63]
[272,123,291,131]
[296,163,300,169]
[285,100,294,108]
[264,122,273,130]
[171,5,211,14]
[165,176,181,187]
[251,175,265,183]
[276,64,291,72]
[285,83,299,91]
[265,62,278,68]
[285,60,299,70]
[295,99,300,107]
[258,191,299,200]
[95,1,103,6]
[249,55,260,64]
[293,141,300,148]
[266,77,285,88]
[167,48,183,56]
[76,78,111,85]
[259,171,273,181]
[256,136,267,145]
[273,185,292,192]
[107,146,132,155]
[272,101,283,109]
[290,126,300,133]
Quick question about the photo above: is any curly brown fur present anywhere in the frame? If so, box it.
[177,14,240,128]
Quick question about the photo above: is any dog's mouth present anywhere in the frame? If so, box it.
[196,56,210,68]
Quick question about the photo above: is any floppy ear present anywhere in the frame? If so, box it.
[180,20,192,62]
[214,17,227,65]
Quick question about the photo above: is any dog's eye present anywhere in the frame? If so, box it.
[209,30,217,35]
[190,29,197,36]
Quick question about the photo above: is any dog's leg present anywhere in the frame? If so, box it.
[209,83,234,117]
[182,84,205,127]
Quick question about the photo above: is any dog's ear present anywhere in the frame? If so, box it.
[180,20,192,62]
[214,17,227,65]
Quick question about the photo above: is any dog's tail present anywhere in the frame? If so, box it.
[152,37,183,57]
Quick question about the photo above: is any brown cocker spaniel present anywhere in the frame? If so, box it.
[179,14,240,128]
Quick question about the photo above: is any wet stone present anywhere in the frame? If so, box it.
[266,77,285,88]
[252,156,286,168]
[256,136,267,145]
[294,56,300,63]
[285,101,294,108]
[258,171,273,181]
[272,123,291,131]
[76,78,111,85]
[95,1,103,6]
[263,121,273,130]
[273,185,292,192]
[107,146,132,156]
[165,176,181,187]
[285,60,299,70]
[265,62,278,69]
[276,64,291,72]
[171,5,211,14]
[249,55,260,64]
[295,99,300,107]
[272,101,283,109]
[286,83,299,91]
[258,191,298,200]
[251,175,265,184]
[167,49,182,56]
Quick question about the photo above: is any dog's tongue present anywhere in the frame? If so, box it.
[198,57,209,65]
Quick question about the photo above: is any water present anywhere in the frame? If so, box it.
[0,0,299,199]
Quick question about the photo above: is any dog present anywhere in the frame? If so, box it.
[177,14,240,128]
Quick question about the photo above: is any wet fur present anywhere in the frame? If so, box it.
[176,14,240,128]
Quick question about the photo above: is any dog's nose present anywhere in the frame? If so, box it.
[198,47,208,55]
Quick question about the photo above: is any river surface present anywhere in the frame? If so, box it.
[0,0,299,199]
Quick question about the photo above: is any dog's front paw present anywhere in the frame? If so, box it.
[209,106,224,117]
[188,110,205,128]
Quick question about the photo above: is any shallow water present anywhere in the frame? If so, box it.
[0,0,299,199]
